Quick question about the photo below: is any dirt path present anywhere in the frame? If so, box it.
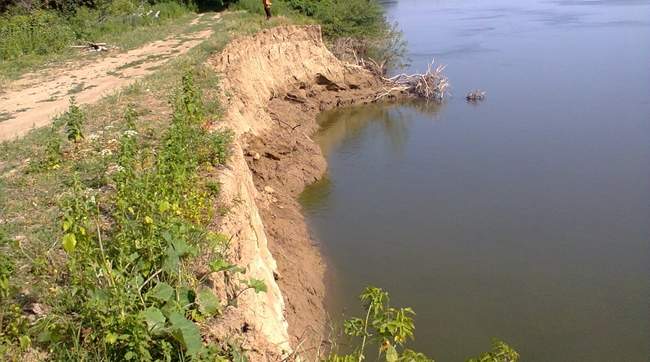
[0,13,221,141]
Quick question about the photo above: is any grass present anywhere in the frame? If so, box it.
[0,10,296,360]
[0,3,204,84]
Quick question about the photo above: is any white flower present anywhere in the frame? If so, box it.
[123,130,138,138]
[106,164,125,174]
[100,149,113,156]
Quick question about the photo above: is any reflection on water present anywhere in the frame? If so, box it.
[300,0,650,361]
[315,101,442,156]
[301,102,442,211]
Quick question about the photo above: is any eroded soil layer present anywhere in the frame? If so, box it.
[207,25,386,360]
[245,76,382,353]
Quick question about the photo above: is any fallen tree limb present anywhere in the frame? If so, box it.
[376,59,449,102]
[70,42,113,52]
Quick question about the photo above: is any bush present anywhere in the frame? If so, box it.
[234,0,387,38]
[0,10,75,59]
[67,2,188,42]
[311,0,386,38]
[0,1,192,62]
[231,0,405,72]
[328,287,521,362]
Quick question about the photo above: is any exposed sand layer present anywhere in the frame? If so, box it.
[207,25,385,360]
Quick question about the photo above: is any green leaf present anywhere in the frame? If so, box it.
[163,246,180,273]
[197,289,220,316]
[168,311,203,356]
[386,344,398,362]
[158,200,170,213]
[343,318,364,337]
[246,278,267,293]
[62,233,77,253]
[18,335,31,350]
[105,332,118,344]
[141,307,166,335]
[172,239,192,257]
[177,286,194,307]
[148,282,174,302]
[208,259,240,273]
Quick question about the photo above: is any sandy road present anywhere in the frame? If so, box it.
[0,13,220,141]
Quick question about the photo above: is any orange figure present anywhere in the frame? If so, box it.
[263,0,272,19]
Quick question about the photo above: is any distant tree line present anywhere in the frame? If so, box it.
[0,0,233,14]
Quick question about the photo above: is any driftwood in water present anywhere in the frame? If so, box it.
[466,90,486,102]
[375,60,450,102]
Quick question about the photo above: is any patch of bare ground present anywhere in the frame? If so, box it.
[0,14,222,141]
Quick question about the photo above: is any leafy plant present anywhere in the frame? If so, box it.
[327,287,520,362]
[62,96,85,142]
[328,286,432,362]
[467,340,520,362]
[33,71,245,360]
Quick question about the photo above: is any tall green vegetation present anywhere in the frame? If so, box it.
[233,0,385,38]
[283,0,386,38]
[328,287,520,362]
[0,71,262,360]
[0,1,190,62]
[232,0,407,72]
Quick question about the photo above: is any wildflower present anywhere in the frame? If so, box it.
[123,130,138,137]
[106,164,124,174]
[100,149,113,156]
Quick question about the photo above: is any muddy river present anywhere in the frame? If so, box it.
[299,0,650,360]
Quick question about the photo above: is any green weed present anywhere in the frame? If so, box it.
[0,10,75,60]
[327,286,430,362]
[62,97,85,142]
[32,72,259,360]
[327,287,520,362]
[467,340,520,362]
[26,123,63,173]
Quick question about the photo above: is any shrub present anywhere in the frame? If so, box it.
[311,0,386,39]
[0,10,75,59]
[234,0,387,38]
[232,0,406,71]
[62,97,85,142]
[0,1,192,62]
[328,287,521,362]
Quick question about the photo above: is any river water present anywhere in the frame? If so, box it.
[299,0,650,361]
